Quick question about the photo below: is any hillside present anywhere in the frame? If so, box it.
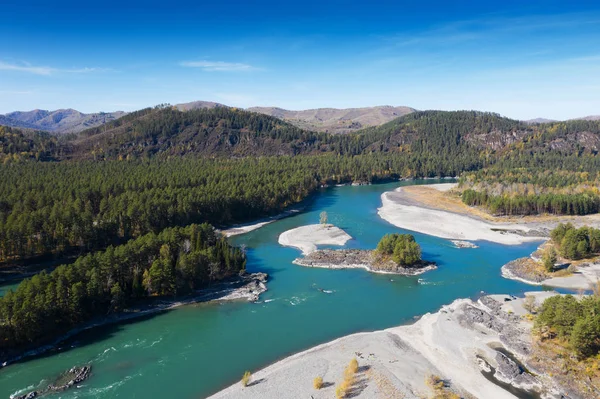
[70,106,328,159]
[54,108,600,166]
[247,105,415,134]
[0,125,60,162]
[1,108,127,133]
[66,108,511,167]
[4,107,599,166]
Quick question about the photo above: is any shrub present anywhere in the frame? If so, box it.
[426,374,460,399]
[377,233,422,266]
[348,358,359,373]
[313,376,323,389]
[335,385,346,399]
[241,371,252,387]
[319,211,328,225]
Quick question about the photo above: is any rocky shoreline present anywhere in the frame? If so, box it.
[501,257,548,284]
[499,240,600,290]
[15,365,92,399]
[208,293,579,399]
[450,240,479,248]
[293,249,436,275]
[1,272,268,368]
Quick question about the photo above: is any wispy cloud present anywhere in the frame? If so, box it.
[180,60,256,71]
[0,61,111,76]
[381,12,600,49]
[0,90,33,95]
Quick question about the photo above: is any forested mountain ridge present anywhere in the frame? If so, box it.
[4,107,600,167]
[69,106,328,159]
[69,108,600,160]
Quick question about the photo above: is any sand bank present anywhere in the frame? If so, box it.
[278,224,352,255]
[501,241,600,290]
[503,262,600,291]
[208,294,564,399]
[378,185,544,245]
[542,263,600,289]
[221,210,301,237]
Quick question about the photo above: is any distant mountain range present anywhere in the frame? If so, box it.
[0,109,127,133]
[524,115,600,124]
[1,101,598,134]
[245,105,416,134]
[172,102,416,134]
[3,105,600,163]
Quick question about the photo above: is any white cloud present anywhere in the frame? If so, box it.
[180,60,256,71]
[0,61,111,76]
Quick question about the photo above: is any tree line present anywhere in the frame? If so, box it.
[461,189,600,216]
[0,154,468,263]
[0,223,245,351]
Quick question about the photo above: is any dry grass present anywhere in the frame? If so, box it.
[403,185,600,225]
[335,358,364,398]
[403,186,497,221]
[529,336,600,398]
[367,368,405,399]
[425,374,460,399]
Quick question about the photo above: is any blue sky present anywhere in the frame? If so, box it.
[1,0,599,119]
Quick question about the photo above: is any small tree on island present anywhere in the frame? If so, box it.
[376,233,422,266]
[542,246,557,273]
[320,211,328,225]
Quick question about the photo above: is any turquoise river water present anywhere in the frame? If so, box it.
[0,180,549,398]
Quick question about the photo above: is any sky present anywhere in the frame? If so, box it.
[1,0,600,120]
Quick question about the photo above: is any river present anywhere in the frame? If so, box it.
[0,180,547,398]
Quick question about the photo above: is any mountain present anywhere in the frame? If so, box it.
[68,107,596,161]
[524,118,557,124]
[575,115,600,121]
[246,105,415,134]
[174,101,228,111]
[0,114,38,130]
[6,105,600,163]
[2,109,127,133]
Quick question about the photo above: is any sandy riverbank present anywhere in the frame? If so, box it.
[1,272,268,368]
[221,210,302,237]
[378,184,546,245]
[278,224,352,255]
[208,293,566,399]
[503,257,600,290]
